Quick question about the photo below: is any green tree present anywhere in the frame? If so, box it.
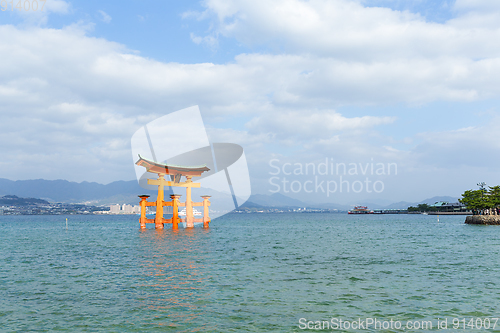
[407,206,418,212]
[488,185,500,215]
[418,203,430,212]
[406,203,437,212]
[459,189,484,214]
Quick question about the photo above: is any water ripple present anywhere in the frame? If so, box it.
[1,214,500,331]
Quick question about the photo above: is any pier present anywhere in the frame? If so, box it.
[372,209,408,214]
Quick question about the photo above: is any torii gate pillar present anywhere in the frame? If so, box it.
[170,194,182,230]
[154,174,167,229]
[138,195,150,229]
[201,195,211,228]
[185,176,194,228]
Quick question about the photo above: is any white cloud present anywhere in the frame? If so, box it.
[412,121,500,169]
[190,32,218,48]
[9,0,70,26]
[174,1,500,107]
[196,0,500,60]
[247,110,395,139]
[454,0,500,11]
[1,20,500,184]
[98,10,112,24]
[2,0,500,203]
[44,0,70,14]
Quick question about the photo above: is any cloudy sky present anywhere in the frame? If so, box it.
[1,0,500,205]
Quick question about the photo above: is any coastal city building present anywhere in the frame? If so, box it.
[107,204,141,215]
[429,201,468,212]
[110,204,120,214]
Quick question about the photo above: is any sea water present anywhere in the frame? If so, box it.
[1,213,500,332]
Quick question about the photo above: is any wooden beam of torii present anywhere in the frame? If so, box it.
[136,154,211,229]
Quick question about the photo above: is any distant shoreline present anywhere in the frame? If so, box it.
[426,212,472,215]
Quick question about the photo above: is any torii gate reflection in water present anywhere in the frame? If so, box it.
[136,155,211,229]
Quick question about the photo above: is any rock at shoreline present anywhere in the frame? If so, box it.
[465,215,500,225]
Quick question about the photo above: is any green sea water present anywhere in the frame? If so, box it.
[1,213,500,332]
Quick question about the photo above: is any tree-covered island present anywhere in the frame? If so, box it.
[459,183,500,215]
[460,183,500,225]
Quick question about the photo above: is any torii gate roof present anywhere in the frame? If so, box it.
[136,154,210,176]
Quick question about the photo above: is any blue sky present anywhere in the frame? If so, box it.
[1,0,500,205]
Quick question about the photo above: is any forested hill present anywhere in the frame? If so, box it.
[0,195,50,206]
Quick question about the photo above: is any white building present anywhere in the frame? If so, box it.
[122,204,133,214]
[109,204,141,214]
[110,204,121,214]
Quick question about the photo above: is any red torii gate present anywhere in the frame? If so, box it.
[136,155,211,229]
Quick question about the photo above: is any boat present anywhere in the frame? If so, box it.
[135,213,156,217]
[348,206,374,214]
[178,208,202,216]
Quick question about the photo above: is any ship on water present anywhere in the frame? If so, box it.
[348,206,374,214]
[178,208,202,216]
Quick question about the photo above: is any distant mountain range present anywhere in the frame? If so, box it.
[373,196,460,210]
[243,193,459,211]
[246,193,306,207]
[0,178,459,210]
[0,178,153,204]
